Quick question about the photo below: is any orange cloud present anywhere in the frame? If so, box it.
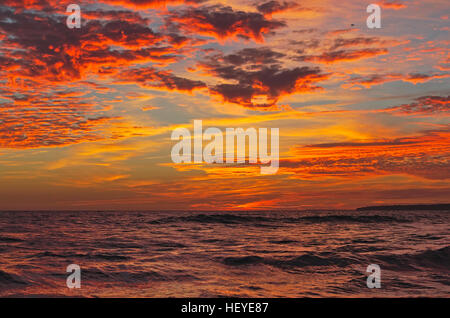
[141,106,161,111]
[378,0,407,10]
[285,129,450,180]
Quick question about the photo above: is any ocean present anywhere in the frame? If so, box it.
[0,210,448,297]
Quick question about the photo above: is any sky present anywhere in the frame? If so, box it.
[0,0,448,210]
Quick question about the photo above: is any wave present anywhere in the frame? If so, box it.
[296,215,410,223]
[375,246,450,271]
[222,247,450,271]
[0,270,29,286]
[152,241,187,248]
[268,239,298,244]
[222,252,358,269]
[148,214,276,225]
[28,251,131,262]
[222,256,265,266]
[147,213,411,226]
[98,242,144,249]
[220,246,450,277]
[82,267,199,283]
[0,236,24,243]
[274,254,358,268]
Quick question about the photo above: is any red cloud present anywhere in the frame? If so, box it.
[1,0,205,10]
[167,4,286,42]
[103,0,206,9]
[285,129,450,180]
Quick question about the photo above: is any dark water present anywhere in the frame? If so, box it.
[0,210,449,297]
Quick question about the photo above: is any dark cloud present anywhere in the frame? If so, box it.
[345,72,449,88]
[293,28,318,34]
[330,36,383,50]
[289,39,321,54]
[115,67,206,92]
[168,4,286,41]
[296,48,388,63]
[406,72,450,83]
[256,1,298,15]
[0,7,181,82]
[199,48,327,108]
[83,9,150,24]
[345,73,401,87]
[220,47,285,66]
[385,96,450,115]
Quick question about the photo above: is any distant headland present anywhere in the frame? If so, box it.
[356,204,450,211]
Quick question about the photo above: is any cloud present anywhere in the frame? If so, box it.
[326,28,358,36]
[256,1,298,15]
[285,129,450,180]
[217,47,286,65]
[290,35,401,57]
[304,139,420,148]
[344,72,450,88]
[0,7,181,82]
[115,66,206,92]
[378,0,407,10]
[289,39,321,53]
[383,96,450,115]
[103,0,206,9]
[330,36,386,50]
[296,48,388,63]
[83,9,150,24]
[198,47,328,108]
[0,88,118,149]
[0,4,200,148]
[344,73,402,88]
[167,4,286,42]
[141,106,161,111]
[0,0,58,10]
[1,0,206,11]
[405,72,450,84]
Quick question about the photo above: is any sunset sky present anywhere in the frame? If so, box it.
[0,0,448,210]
